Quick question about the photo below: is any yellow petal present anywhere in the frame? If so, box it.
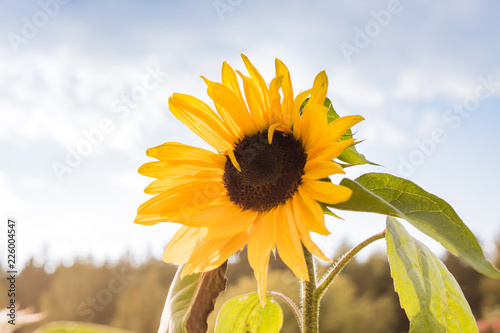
[268,75,283,124]
[308,71,328,105]
[136,186,225,226]
[225,148,241,172]
[276,204,309,280]
[202,76,243,139]
[254,262,270,307]
[139,161,223,181]
[291,89,312,136]
[285,198,331,262]
[301,179,353,206]
[182,230,250,276]
[144,172,222,195]
[146,142,225,167]
[275,58,294,127]
[169,94,235,151]
[163,226,201,265]
[207,81,258,137]
[134,212,167,225]
[326,115,364,142]
[237,72,268,129]
[241,54,271,115]
[307,138,355,162]
[173,197,234,225]
[303,160,345,180]
[294,104,329,151]
[267,123,292,144]
[221,61,245,106]
[201,205,259,239]
[248,210,277,306]
[294,188,329,235]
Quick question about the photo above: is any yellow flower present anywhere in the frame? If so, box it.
[135,55,363,304]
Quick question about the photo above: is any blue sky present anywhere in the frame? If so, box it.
[1,0,499,270]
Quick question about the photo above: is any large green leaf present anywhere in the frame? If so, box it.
[323,98,378,166]
[331,172,500,278]
[386,217,478,332]
[158,263,228,333]
[214,293,283,333]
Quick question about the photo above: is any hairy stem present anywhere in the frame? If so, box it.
[268,291,302,329]
[316,229,387,299]
[301,246,319,333]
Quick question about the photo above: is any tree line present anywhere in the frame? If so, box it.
[1,239,499,333]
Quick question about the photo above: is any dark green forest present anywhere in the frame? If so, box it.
[2,240,500,333]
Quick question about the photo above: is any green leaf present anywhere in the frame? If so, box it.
[331,172,500,278]
[323,98,378,166]
[214,293,283,333]
[158,262,228,333]
[319,202,341,219]
[324,97,341,124]
[386,217,478,332]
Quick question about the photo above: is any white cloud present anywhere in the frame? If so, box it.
[416,108,444,138]
[0,170,26,214]
[362,118,411,148]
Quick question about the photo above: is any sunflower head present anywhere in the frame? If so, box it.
[135,55,364,305]
[223,128,307,212]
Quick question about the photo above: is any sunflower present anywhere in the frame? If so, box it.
[135,55,363,304]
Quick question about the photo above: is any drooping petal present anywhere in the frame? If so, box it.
[248,210,278,305]
[276,203,309,280]
[163,226,201,265]
[285,199,331,262]
[182,230,250,276]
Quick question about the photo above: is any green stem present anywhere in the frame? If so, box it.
[301,246,319,333]
[316,229,387,299]
[268,291,302,329]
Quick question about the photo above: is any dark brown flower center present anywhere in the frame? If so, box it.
[223,130,307,212]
